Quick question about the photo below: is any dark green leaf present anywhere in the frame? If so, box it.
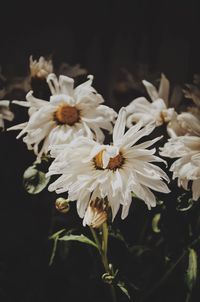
[117,281,131,300]
[59,234,98,249]
[185,248,197,291]
[49,229,66,240]
[152,213,161,233]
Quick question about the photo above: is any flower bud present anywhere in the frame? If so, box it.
[55,197,70,214]
[83,198,108,228]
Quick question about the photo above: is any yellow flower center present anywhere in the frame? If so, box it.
[94,150,124,170]
[54,104,80,126]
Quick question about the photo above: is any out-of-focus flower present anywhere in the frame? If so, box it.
[8,73,116,158]
[167,112,200,138]
[0,100,14,130]
[160,136,200,201]
[126,74,200,138]
[47,108,170,222]
[30,56,53,79]
[83,198,108,228]
[58,63,87,78]
[183,74,200,108]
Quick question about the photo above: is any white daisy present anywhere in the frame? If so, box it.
[47,108,170,222]
[160,136,200,201]
[0,100,14,130]
[126,74,175,127]
[125,74,200,138]
[9,73,116,158]
[167,111,200,138]
[29,56,53,79]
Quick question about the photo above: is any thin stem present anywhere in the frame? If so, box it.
[90,226,102,255]
[102,222,117,302]
[90,224,117,302]
[102,222,108,256]
[101,222,109,272]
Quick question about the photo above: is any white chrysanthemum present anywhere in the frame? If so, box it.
[30,56,53,79]
[47,108,170,222]
[0,100,14,130]
[126,74,175,127]
[167,112,200,138]
[126,74,200,138]
[9,73,116,158]
[160,136,200,201]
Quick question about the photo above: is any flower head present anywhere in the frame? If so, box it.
[167,112,200,138]
[160,136,200,201]
[29,56,53,79]
[47,108,170,222]
[9,73,116,158]
[126,74,174,127]
[0,100,14,130]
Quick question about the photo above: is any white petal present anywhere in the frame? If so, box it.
[113,107,126,144]
[158,73,169,106]
[192,179,200,201]
[142,80,159,101]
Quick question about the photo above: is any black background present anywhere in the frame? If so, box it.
[0,1,200,301]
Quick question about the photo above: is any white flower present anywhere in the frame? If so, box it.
[47,108,170,222]
[126,74,200,138]
[9,73,116,158]
[167,112,200,138]
[126,74,174,127]
[0,100,14,130]
[160,136,200,201]
[29,56,53,79]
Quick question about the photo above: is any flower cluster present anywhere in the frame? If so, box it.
[4,56,200,226]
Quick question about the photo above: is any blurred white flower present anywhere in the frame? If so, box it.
[0,100,14,130]
[58,62,87,78]
[167,112,200,138]
[126,74,200,138]
[30,56,53,79]
[47,108,170,222]
[160,136,200,201]
[9,74,116,158]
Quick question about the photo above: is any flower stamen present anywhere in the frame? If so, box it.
[54,104,80,126]
[94,150,124,170]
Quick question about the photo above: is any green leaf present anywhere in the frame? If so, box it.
[185,248,197,291]
[49,229,66,240]
[49,237,59,266]
[49,229,66,266]
[117,281,131,300]
[58,234,98,249]
[152,213,161,233]
[23,165,50,194]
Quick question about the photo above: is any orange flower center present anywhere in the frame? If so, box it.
[94,150,124,170]
[54,104,80,126]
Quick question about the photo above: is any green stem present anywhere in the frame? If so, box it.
[90,227,102,254]
[90,224,117,302]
